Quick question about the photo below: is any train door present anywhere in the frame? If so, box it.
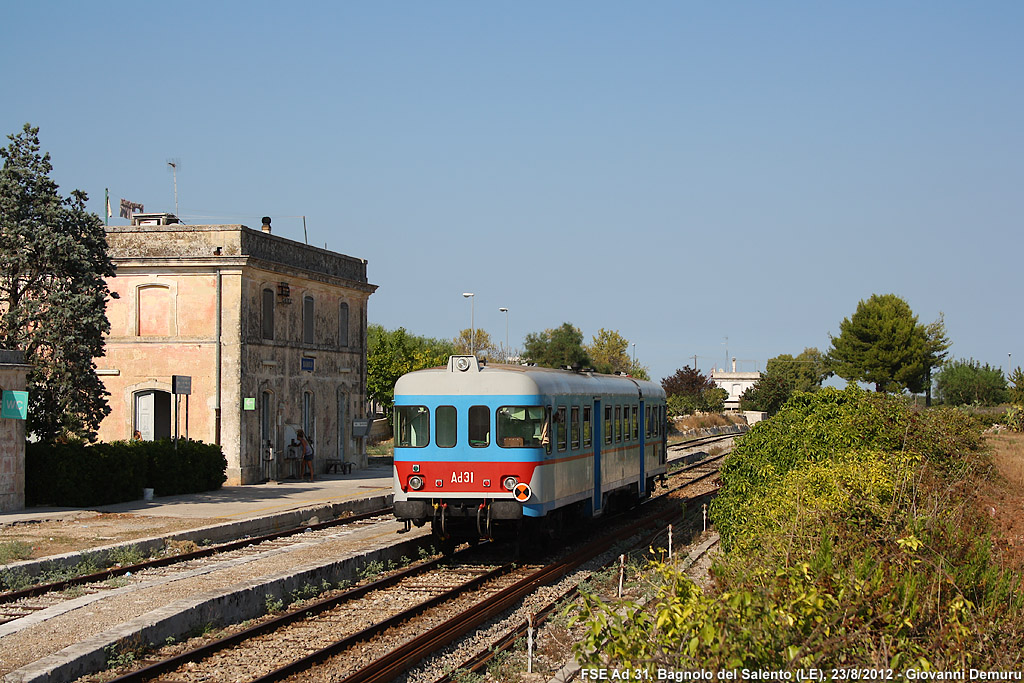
[593,398,602,516]
[638,400,646,495]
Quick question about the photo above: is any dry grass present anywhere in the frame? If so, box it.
[672,412,746,432]
[989,431,1024,487]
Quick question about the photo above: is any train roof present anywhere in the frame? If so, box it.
[394,356,665,401]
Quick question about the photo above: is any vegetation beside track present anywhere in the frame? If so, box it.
[570,386,1024,670]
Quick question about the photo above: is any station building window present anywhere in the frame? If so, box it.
[303,295,315,344]
[262,288,275,340]
[137,284,172,336]
[339,302,349,348]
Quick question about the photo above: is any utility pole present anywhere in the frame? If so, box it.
[167,160,179,217]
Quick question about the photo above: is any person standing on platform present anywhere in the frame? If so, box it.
[296,429,315,482]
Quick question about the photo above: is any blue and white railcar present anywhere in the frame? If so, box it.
[392,355,667,543]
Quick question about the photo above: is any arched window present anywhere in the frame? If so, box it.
[339,302,349,348]
[262,288,275,340]
[137,284,172,336]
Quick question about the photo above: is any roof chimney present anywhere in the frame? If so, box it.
[732,357,737,372]
[261,216,272,233]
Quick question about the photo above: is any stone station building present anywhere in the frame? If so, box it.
[97,215,376,485]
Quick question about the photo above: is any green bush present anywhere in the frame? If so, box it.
[1005,404,1024,432]
[571,386,1024,669]
[26,439,226,507]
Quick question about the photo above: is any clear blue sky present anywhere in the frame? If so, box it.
[3,2,1021,384]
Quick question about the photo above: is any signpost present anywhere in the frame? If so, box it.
[172,375,192,447]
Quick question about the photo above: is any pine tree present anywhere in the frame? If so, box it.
[0,124,115,441]
[827,294,949,394]
[522,322,591,369]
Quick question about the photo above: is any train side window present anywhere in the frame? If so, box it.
[556,406,567,452]
[631,405,639,440]
[570,406,580,449]
[394,405,429,447]
[645,406,652,438]
[604,406,612,444]
[469,405,490,448]
[615,405,622,443]
[436,406,457,448]
[497,406,545,448]
[583,406,592,447]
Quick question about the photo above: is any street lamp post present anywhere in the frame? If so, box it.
[463,293,475,356]
[499,307,509,363]
[632,343,636,371]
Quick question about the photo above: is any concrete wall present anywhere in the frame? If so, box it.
[0,349,30,512]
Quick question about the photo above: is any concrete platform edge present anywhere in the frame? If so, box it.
[3,530,428,683]
[2,494,393,581]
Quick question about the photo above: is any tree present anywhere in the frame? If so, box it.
[661,366,723,415]
[453,328,496,358]
[586,328,650,379]
[662,366,715,398]
[522,322,591,369]
[367,325,454,417]
[765,347,830,393]
[0,124,115,441]
[1008,367,1024,405]
[933,358,1007,406]
[738,374,794,416]
[827,294,949,394]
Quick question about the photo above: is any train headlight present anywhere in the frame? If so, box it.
[502,476,518,491]
[408,475,424,491]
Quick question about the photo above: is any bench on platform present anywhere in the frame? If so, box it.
[325,459,353,474]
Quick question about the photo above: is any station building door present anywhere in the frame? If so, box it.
[134,390,171,440]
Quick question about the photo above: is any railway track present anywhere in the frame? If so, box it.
[97,446,728,683]
[0,508,393,630]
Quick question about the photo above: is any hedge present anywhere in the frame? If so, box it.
[25,439,227,507]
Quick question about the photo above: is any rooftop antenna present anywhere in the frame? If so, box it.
[166,158,180,217]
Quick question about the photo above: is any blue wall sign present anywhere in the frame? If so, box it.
[301,357,315,372]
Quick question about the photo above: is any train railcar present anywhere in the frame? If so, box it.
[392,355,667,545]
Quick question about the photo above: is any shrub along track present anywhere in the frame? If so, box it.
[97,450,727,683]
